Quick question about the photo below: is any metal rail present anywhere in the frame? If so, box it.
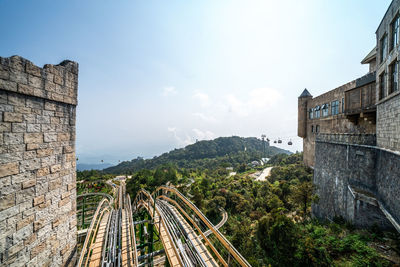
[157,200,208,267]
[77,198,112,267]
[135,190,184,267]
[126,194,139,266]
[157,195,227,266]
[79,183,250,267]
[153,186,252,267]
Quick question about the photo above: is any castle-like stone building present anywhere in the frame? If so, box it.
[0,56,78,266]
[298,0,400,231]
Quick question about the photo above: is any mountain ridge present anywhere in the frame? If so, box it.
[103,136,291,174]
[77,163,114,171]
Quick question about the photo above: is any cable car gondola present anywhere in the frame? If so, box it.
[288,140,293,145]
[278,139,282,144]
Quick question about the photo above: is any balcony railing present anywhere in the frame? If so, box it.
[345,72,376,115]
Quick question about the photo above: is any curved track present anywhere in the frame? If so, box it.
[203,209,228,238]
[78,181,251,267]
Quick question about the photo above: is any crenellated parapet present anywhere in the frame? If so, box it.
[0,55,78,105]
[0,56,78,266]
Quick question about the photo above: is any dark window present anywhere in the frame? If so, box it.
[315,106,320,118]
[322,104,329,117]
[316,125,320,133]
[379,72,386,99]
[331,100,339,115]
[342,98,344,113]
[390,61,398,94]
[391,15,400,50]
[311,125,314,133]
[309,108,314,119]
[381,34,388,63]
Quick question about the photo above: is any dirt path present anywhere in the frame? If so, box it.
[255,167,273,181]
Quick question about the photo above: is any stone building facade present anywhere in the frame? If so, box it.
[376,0,400,151]
[298,70,376,167]
[0,56,78,266]
[299,0,400,231]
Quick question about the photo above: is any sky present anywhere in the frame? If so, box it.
[0,0,392,164]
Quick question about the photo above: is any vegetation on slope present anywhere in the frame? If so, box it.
[124,152,399,267]
[76,169,115,195]
[103,136,290,174]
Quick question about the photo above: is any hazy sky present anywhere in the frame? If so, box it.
[0,0,391,163]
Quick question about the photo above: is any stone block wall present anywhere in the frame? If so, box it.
[376,149,400,223]
[313,134,400,230]
[0,56,78,266]
[316,133,376,146]
[298,96,311,138]
[377,93,400,151]
[376,0,400,153]
[312,140,350,219]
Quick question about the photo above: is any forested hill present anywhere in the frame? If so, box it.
[103,136,291,174]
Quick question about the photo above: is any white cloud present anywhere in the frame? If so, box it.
[192,112,217,123]
[167,127,216,147]
[226,94,249,117]
[192,128,215,141]
[248,88,281,108]
[167,127,192,146]
[225,88,282,117]
[162,86,177,96]
[193,91,210,107]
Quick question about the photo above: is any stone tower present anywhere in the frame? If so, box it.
[298,88,312,138]
[0,56,78,266]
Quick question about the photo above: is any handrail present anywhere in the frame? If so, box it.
[154,186,252,267]
[77,198,112,267]
[135,191,184,267]
[203,208,228,237]
[76,193,114,231]
[157,195,228,267]
[136,200,184,267]
[126,194,139,266]
[84,208,110,267]
[77,192,114,203]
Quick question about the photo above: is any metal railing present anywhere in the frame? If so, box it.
[77,198,112,267]
[126,194,139,266]
[78,184,251,267]
[77,193,114,230]
[153,186,252,267]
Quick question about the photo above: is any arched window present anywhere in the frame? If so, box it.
[309,108,314,119]
[322,103,329,117]
[315,105,321,118]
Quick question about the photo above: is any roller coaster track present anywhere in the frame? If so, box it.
[78,180,251,267]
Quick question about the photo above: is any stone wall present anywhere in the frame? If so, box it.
[376,0,400,80]
[376,0,400,152]
[313,134,399,230]
[316,133,376,146]
[298,95,311,138]
[299,79,376,167]
[0,56,78,266]
[376,148,400,223]
[377,93,400,151]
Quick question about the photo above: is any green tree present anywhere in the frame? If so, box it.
[290,181,317,219]
[257,210,298,266]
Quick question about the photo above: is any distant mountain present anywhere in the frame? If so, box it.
[103,136,291,174]
[77,163,114,171]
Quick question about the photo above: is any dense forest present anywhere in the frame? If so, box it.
[124,153,400,266]
[103,136,290,174]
